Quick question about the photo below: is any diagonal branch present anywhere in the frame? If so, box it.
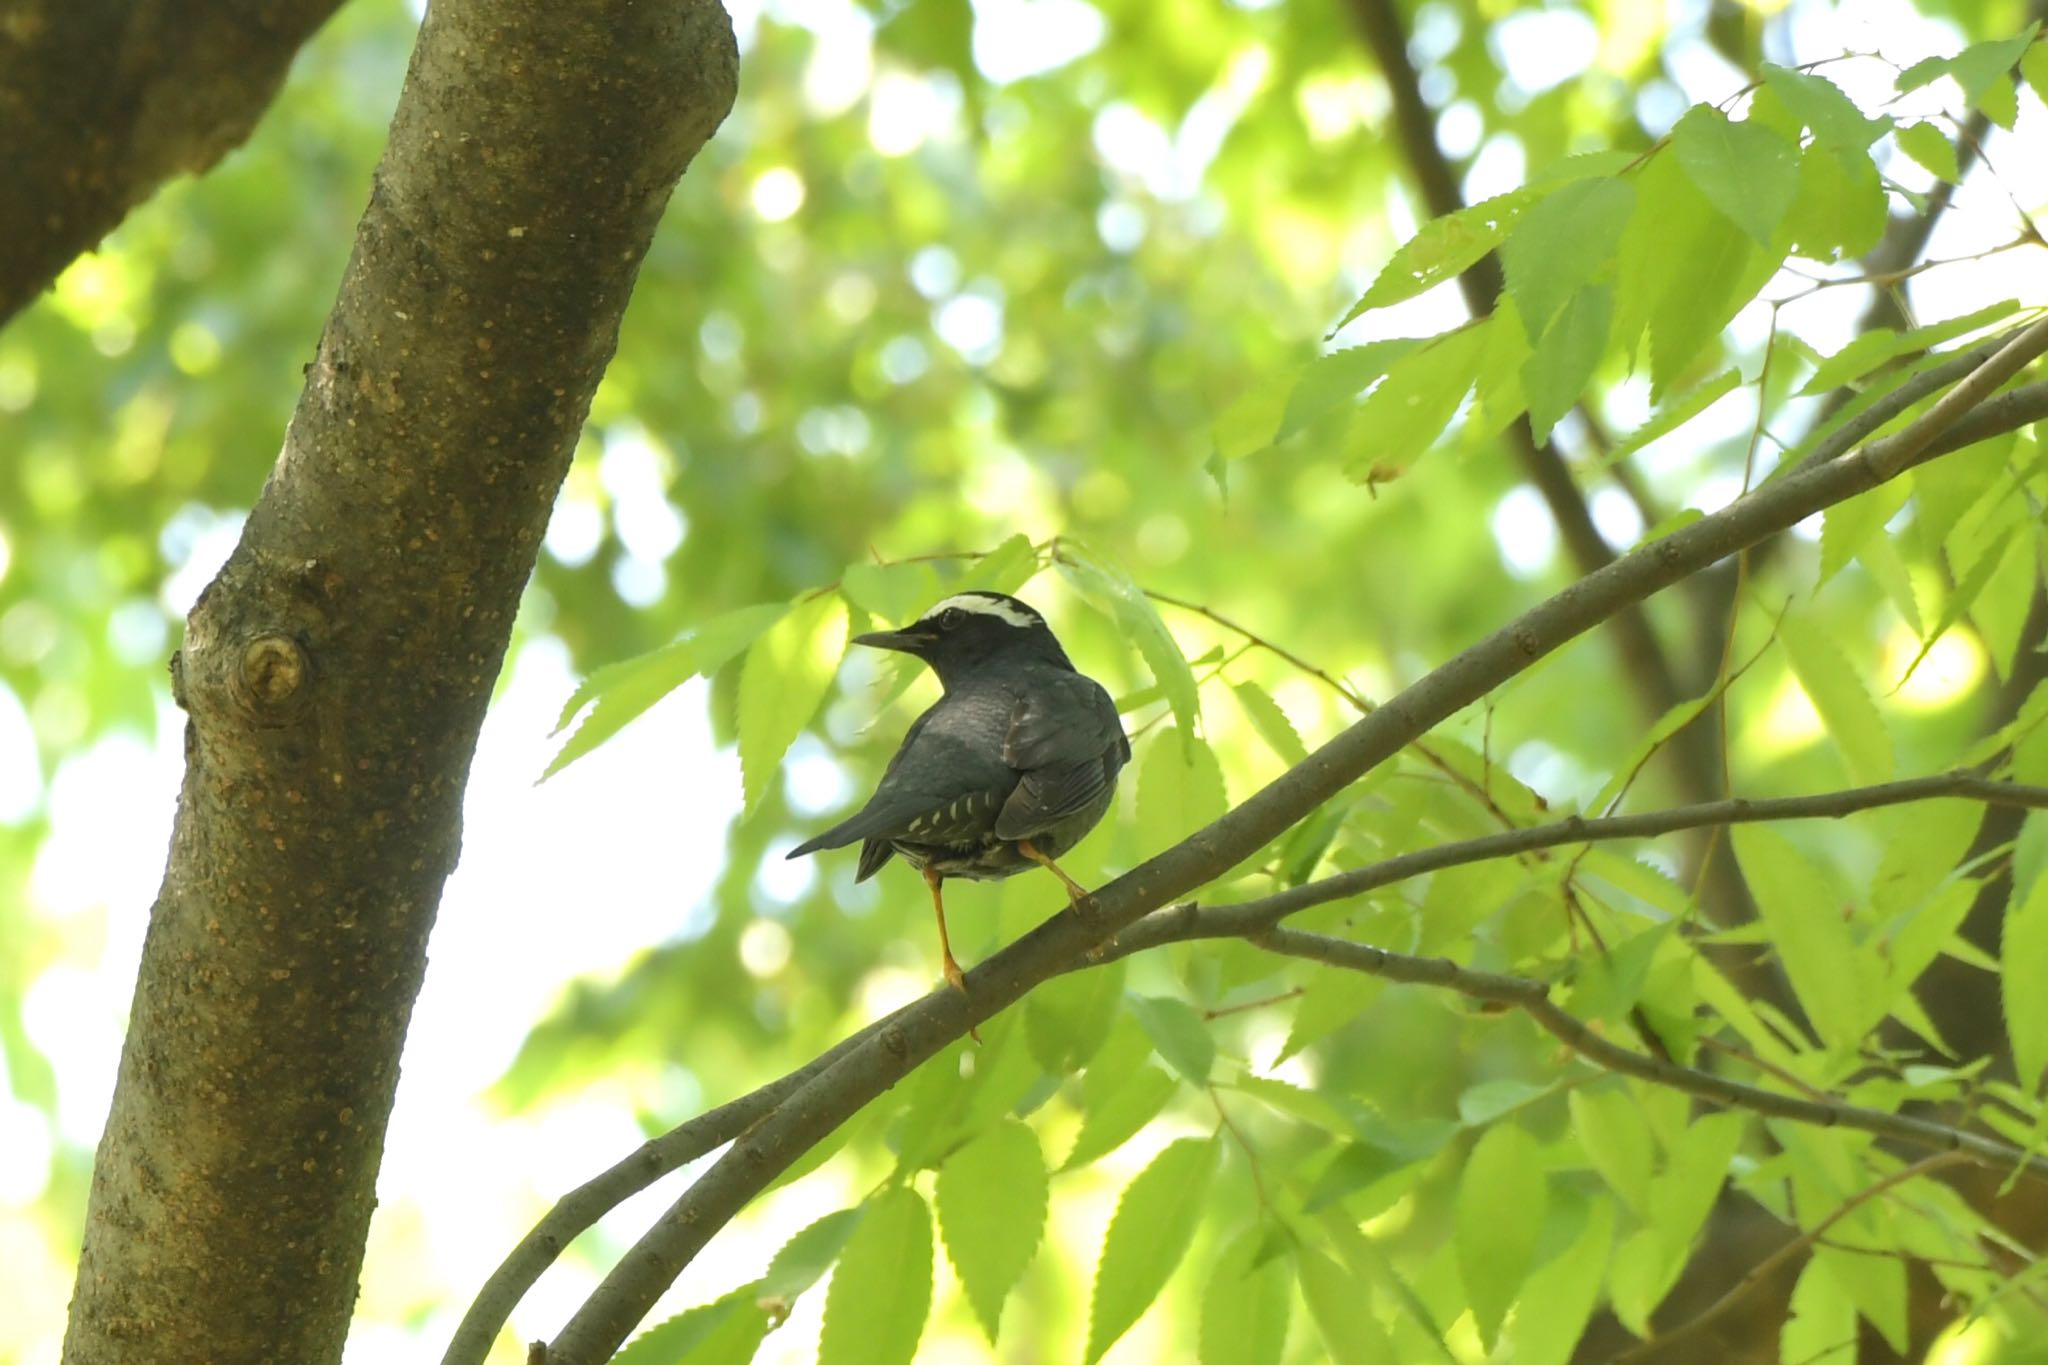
[0,0,347,324]
[1241,927,2047,1179]
[527,314,2048,1363]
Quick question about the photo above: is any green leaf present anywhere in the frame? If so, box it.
[1819,479,1909,586]
[1760,64,1889,150]
[1296,1244,1396,1364]
[1454,1122,1548,1349]
[1064,1061,1176,1170]
[1895,525,2018,694]
[1786,142,1888,262]
[1631,160,1761,397]
[1135,728,1229,857]
[1521,282,1611,443]
[1499,177,1635,340]
[937,1119,1048,1340]
[1199,1227,1292,1365]
[1731,825,1868,1050]
[1782,1252,1857,1364]
[1275,964,1374,1064]
[1024,958,1126,1074]
[1128,994,1215,1084]
[1231,681,1309,765]
[1894,120,1959,182]
[1279,340,1426,443]
[1900,27,2038,107]
[1779,614,1891,785]
[1503,1198,1615,1365]
[1597,367,1740,474]
[841,561,941,627]
[544,601,788,779]
[1569,1085,1653,1215]
[763,1207,864,1301]
[736,591,850,812]
[957,532,1041,595]
[1798,300,2020,396]
[1213,381,1290,462]
[1341,189,1541,323]
[612,1289,769,1365]
[1058,541,1199,755]
[1344,322,1489,482]
[2025,40,2048,108]
[2004,870,2048,1093]
[819,1185,933,1365]
[1086,1138,1217,1363]
[1671,105,1799,245]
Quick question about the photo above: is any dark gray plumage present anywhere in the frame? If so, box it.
[788,590,1129,990]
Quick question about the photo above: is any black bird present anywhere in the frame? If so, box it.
[788,591,1130,991]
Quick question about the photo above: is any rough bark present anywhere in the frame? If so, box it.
[0,0,350,324]
[60,0,736,1360]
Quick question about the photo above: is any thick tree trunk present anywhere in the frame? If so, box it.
[0,0,348,324]
[60,1,736,1359]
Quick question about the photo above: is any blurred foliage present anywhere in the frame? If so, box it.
[8,0,2048,1360]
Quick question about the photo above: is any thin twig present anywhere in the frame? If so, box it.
[1606,1152,1970,1363]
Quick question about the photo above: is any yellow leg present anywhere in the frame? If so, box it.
[922,864,969,994]
[1017,839,1095,912]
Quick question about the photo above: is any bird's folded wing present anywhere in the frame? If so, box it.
[995,675,1129,838]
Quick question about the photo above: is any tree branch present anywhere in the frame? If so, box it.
[1244,927,2047,1181]
[0,0,347,324]
[1606,1152,1971,1364]
[1103,771,2048,957]
[532,316,2048,1362]
[62,3,737,1361]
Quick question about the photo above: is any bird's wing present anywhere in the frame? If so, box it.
[994,674,1129,839]
[786,701,1017,871]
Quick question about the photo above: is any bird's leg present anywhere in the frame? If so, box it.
[1017,839,1095,914]
[922,864,969,994]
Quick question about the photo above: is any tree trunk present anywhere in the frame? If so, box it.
[61,1,736,1359]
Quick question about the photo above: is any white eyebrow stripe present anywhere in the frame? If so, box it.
[925,594,1039,628]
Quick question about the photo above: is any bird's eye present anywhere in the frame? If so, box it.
[938,608,965,629]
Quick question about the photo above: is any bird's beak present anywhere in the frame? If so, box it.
[852,627,935,655]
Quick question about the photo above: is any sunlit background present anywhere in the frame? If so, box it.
[3,0,2044,1359]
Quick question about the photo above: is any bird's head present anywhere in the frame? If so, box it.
[854,591,1074,686]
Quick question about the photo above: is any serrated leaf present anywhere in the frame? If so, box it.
[2004,871,2048,1093]
[1761,64,1889,150]
[1900,27,2038,106]
[1274,964,1374,1064]
[1780,615,1891,785]
[1135,727,1228,857]
[1024,957,1126,1074]
[1455,1122,1548,1349]
[1672,105,1799,246]
[1057,542,1199,755]
[1787,141,1888,262]
[1642,179,1759,397]
[1732,825,1867,1050]
[1503,1198,1615,1365]
[1782,1251,1857,1363]
[545,601,788,779]
[1500,177,1635,341]
[841,561,941,627]
[736,592,850,812]
[1895,120,1959,182]
[1341,189,1541,324]
[937,1119,1048,1341]
[1597,367,1740,474]
[1457,1077,1555,1126]
[1646,1110,1743,1266]
[1521,282,1611,442]
[1798,300,2020,396]
[1344,322,1489,482]
[1213,382,1291,462]
[1590,691,1712,814]
[1232,681,1309,765]
[819,1185,933,1365]
[1897,524,2019,693]
[1199,1227,1292,1365]
[957,532,1041,595]
[1065,1062,1176,1170]
[1819,479,1909,586]
[763,1207,864,1301]
[2024,41,2048,107]
[1086,1138,1217,1363]
[1278,340,1427,444]
[612,1289,770,1365]
[1568,1086,1653,1215]
[1296,1244,1396,1364]
[1128,994,1215,1083]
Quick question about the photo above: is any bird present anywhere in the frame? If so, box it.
[787,590,1130,992]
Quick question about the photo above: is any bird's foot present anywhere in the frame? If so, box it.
[942,951,969,995]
